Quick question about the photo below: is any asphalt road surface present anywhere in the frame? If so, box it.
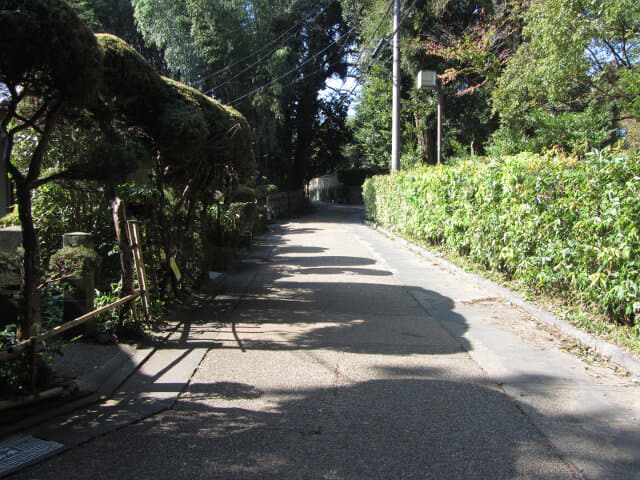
[9,203,640,479]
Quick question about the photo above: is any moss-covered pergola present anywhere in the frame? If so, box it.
[1,1,255,339]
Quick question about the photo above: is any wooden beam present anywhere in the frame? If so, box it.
[0,291,139,362]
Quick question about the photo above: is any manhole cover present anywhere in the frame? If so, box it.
[0,435,63,476]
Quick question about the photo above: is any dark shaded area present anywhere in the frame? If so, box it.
[12,368,633,479]
[7,204,638,480]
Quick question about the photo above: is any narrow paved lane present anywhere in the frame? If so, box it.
[11,204,639,479]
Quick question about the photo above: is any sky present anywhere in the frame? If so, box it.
[319,74,361,118]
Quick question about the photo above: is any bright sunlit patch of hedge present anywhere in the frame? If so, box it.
[364,151,640,336]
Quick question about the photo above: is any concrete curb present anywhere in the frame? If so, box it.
[364,220,640,380]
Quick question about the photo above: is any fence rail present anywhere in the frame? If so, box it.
[0,291,140,363]
[264,191,305,217]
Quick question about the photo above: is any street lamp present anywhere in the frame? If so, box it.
[417,69,442,165]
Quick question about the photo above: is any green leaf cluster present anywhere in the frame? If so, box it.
[491,0,640,153]
[49,246,100,279]
[0,0,103,106]
[364,151,640,329]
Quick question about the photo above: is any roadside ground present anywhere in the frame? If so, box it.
[1,203,639,479]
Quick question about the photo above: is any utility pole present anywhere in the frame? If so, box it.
[437,87,442,165]
[391,0,400,172]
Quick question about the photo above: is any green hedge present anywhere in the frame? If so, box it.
[338,167,388,187]
[363,151,640,328]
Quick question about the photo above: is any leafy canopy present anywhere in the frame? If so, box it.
[492,0,640,153]
[0,0,102,106]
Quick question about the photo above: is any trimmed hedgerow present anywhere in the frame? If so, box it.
[363,151,640,329]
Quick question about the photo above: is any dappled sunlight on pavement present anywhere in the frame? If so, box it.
[9,204,639,480]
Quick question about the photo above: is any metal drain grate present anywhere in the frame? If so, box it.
[0,435,63,476]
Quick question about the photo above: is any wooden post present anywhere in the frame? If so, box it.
[29,336,37,392]
[127,221,151,322]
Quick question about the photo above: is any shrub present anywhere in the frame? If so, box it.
[49,246,101,280]
[0,206,19,228]
[363,150,640,328]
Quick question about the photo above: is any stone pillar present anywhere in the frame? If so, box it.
[62,232,98,337]
[0,226,22,327]
[0,226,22,254]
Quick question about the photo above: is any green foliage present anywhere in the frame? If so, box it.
[350,64,393,168]
[41,284,64,331]
[492,0,640,153]
[1,0,107,340]
[231,185,257,203]
[49,246,100,279]
[254,177,278,199]
[132,0,351,189]
[364,150,640,330]
[31,182,113,262]
[0,324,54,399]
[488,104,612,156]
[0,0,103,106]
[0,205,19,228]
[96,33,256,186]
[93,282,130,338]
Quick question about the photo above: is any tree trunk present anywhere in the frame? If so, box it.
[15,182,41,339]
[111,196,135,296]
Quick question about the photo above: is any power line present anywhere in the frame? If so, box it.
[200,0,336,94]
[228,27,356,106]
[228,2,393,108]
[226,0,417,111]
[342,0,419,107]
[319,0,395,108]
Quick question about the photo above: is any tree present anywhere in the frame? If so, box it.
[492,0,640,153]
[68,0,168,73]
[344,0,523,165]
[96,33,256,294]
[0,0,103,338]
[350,64,393,168]
[132,0,352,189]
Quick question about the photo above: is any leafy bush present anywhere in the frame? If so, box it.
[337,167,387,187]
[0,205,19,228]
[364,150,640,329]
[49,246,100,280]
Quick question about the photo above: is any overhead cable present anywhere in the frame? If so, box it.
[228,28,355,106]
[200,0,336,94]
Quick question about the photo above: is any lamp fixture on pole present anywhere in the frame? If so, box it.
[417,69,442,165]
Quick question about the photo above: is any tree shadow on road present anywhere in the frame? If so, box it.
[12,365,638,479]
[8,209,640,480]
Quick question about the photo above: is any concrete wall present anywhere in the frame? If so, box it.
[0,226,21,254]
[307,174,363,204]
[265,191,306,218]
[307,174,344,202]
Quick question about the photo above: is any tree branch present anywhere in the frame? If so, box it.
[601,38,627,68]
[2,127,25,184]
[25,103,59,189]
[585,46,604,72]
[8,100,49,136]
[30,170,70,190]
[12,112,44,135]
